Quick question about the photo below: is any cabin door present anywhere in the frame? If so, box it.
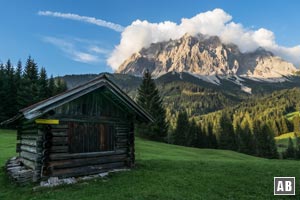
[68,122,115,153]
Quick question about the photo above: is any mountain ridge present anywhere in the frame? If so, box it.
[117,34,297,79]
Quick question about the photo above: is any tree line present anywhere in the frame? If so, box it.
[136,71,300,159]
[0,56,67,123]
[171,110,278,159]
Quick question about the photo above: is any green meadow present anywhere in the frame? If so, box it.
[1,129,300,199]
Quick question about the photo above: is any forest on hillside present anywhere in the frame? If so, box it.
[134,71,300,160]
[165,87,300,159]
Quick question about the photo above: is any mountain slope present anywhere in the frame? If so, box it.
[117,34,296,78]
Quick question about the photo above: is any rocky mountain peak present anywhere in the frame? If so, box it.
[116,34,297,78]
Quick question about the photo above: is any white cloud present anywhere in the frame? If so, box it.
[88,46,110,54]
[73,52,99,63]
[42,36,102,64]
[107,8,300,70]
[38,10,124,32]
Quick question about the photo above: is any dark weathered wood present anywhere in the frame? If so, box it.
[117,138,128,143]
[52,137,68,144]
[6,157,35,184]
[48,154,127,169]
[21,122,37,130]
[17,129,21,140]
[21,134,37,140]
[43,141,52,148]
[50,162,126,177]
[129,124,135,167]
[21,129,38,134]
[50,149,126,161]
[116,132,128,137]
[117,135,128,140]
[116,143,129,150]
[117,147,128,151]
[20,158,37,170]
[41,157,50,165]
[21,139,37,147]
[115,127,129,131]
[51,124,68,129]
[59,117,123,124]
[32,170,41,182]
[51,131,67,137]
[20,151,40,162]
[37,129,44,136]
[20,145,37,154]
[50,146,68,153]
[42,149,50,156]
[16,143,21,153]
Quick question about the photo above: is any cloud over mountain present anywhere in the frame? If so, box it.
[107,8,300,70]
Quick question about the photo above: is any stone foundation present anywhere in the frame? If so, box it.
[5,157,34,184]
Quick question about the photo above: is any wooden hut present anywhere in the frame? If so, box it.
[2,74,153,183]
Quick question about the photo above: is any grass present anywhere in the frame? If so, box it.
[285,111,300,121]
[276,137,293,153]
[275,132,299,153]
[275,132,297,140]
[1,129,300,199]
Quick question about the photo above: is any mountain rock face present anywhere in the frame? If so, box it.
[117,34,296,78]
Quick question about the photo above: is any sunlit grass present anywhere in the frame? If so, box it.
[1,129,300,199]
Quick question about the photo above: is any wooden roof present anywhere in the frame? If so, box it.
[1,74,153,125]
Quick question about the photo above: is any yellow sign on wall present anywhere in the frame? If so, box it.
[35,119,59,125]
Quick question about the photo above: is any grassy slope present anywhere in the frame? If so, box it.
[275,132,297,140]
[275,132,299,152]
[286,111,300,121]
[1,130,300,199]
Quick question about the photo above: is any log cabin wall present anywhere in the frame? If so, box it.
[38,121,133,178]
[17,121,43,182]
[35,87,135,179]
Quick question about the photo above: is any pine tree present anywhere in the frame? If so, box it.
[218,112,237,150]
[55,78,67,94]
[254,123,278,158]
[236,121,255,155]
[197,123,209,148]
[294,134,300,159]
[38,67,48,100]
[265,124,278,159]
[186,119,198,147]
[280,117,289,134]
[207,122,218,148]
[136,70,168,141]
[270,120,279,136]
[14,60,23,112]
[285,137,295,159]
[17,57,39,108]
[24,56,38,83]
[15,61,22,88]
[17,77,32,108]
[17,56,40,107]
[48,75,55,97]
[3,60,17,118]
[173,111,189,146]
[194,123,204,148]
[293,115,300,135]
[0,64,6,121]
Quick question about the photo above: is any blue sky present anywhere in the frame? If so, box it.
[0,0,300,76]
